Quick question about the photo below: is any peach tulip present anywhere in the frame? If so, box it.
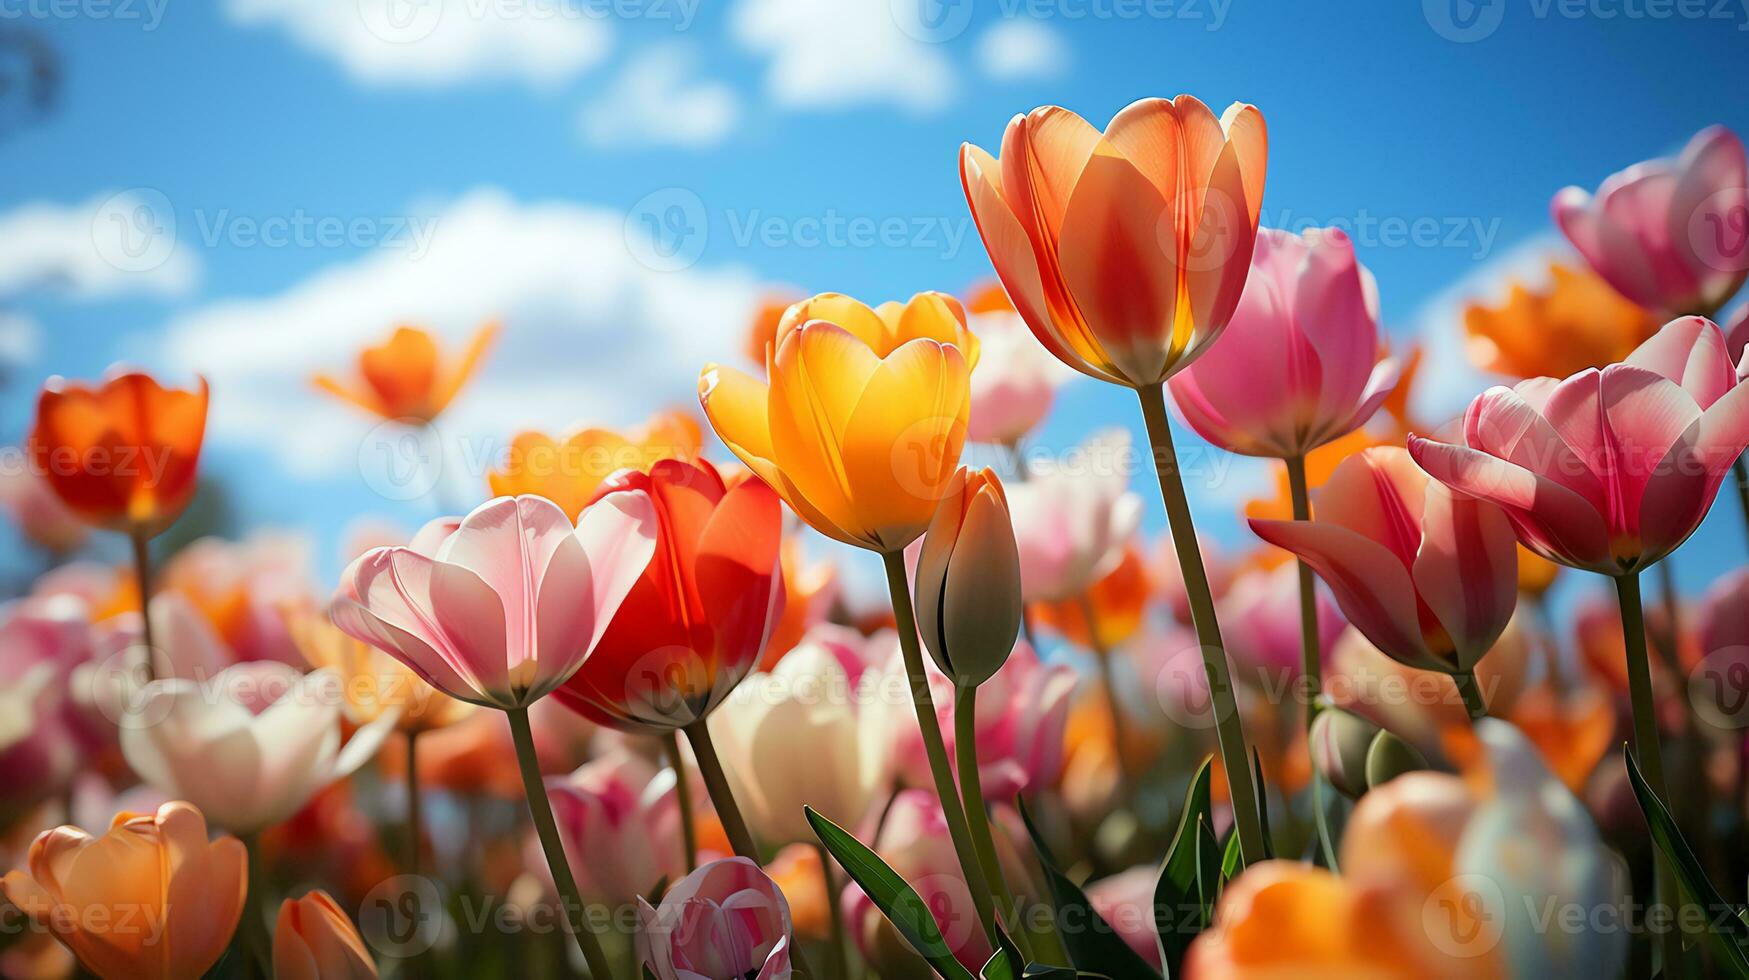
[960,95,1266,388]
[284,598,472,734]
[273,890,378,980]
[160,532,311,666]
[312,322,497,423]
[332,493,657,710]
[638,857,794,980]
[485,409,703,520]
[1,802,246,980]
[914,467,1023,687]
[29,371,207,537]
[1554,125,1749,319]
[1251,447,1519,681]
[554,458,784,733]
[699,319,969,553]
[964,283,1064,444]
[0,461,87,554]
[775,291,980,368]
[119,661,397,834]
[1408,318,1749,575]
[1004,428,1143,602]
[1169,227,1400,458]
[544,748,687,908]
[709,643,887,845]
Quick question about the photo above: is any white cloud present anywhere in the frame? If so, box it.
[0,312,40,371]
[975,19,1069,82]
[579,45,740,150]
[731,0,956,113]
[159,188,763,482]
[224,0,611,88]
[0,192,200,300]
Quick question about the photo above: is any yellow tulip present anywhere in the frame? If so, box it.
[776,291,981,369]
[699,320,969,553]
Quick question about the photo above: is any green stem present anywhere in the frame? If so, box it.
[683,722,761,862]
[130,529,157,683]
[954,685,1031,962]
[239,832,266,979]
[662,732,700,872]
[814,841,852,980]
[404,729,421,879]
[507,706,617,980]
[1284,455,1322,732]
[1135,384,1266,864]
[880,550,999,946]
[1617,572,1679,971]
[1453,671,1489,721]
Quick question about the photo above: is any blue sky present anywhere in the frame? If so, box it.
[3,0,1748,610]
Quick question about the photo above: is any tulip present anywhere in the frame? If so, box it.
[1,802,246,980]
[844,790,996,973]
[312,322,497,423]
[285,598,472,734]
[1463,259,1660,380]
[777,291,980,368]
[708,643,887,845]
[914,467,1023,688]
[0,460,87,554]
[1031,544,1151,651]
[332,492,653,979]
[960,95,1266,389]
[161,532,311,666]
[1252,447,1519,715]
[1169,227,1399,459]
[963,283,1063,445]
[1005,428,1143,603]
[1308,706,1381,798]
[554,458,784,733]
[119,661,396,835]
[332,493,657,710]
[638,857,794,980]
[744,290,803,365]
[0,595,108,825]
[1084,867,1163,970]
[699,318,969,552]
[1553,125,1749,319]
[1408,322,1749,576]
[1217,562,1346,682]
[273,890,378,980]
[544,748,687,908]
[486,409,703,520]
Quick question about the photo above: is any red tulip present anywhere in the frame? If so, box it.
[555,458,785,733]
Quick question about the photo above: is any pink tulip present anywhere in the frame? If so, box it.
[0,461,87,554]
[1218,563,1346,680]
[332,493,657,709]
[1004,429,1143,602]
[843,790,993,972]
[638,857,794,980]
[1086,867,1164,969]
[543,748,687,908]
[1251,447,1518,676]
[1408,319,1749,575]
[1169,227,1400,458]
[966,303,1064,444]
[1700,567,1748,658]
[1718,301,1749,372]
[1553,125,1749,318]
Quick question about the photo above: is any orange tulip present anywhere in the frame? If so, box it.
[29,371,208,536]
[312,323,497,423]
[1032,544,1151,650]
[961,96,1267,388]
[1,802,246,980]
[283,598,473,734]
[273,890,378,980]
[485,409,703,519]
[777,291,981,368]
[1463,259,1658,380]
[744,290,804,365]
[759,534,838,670]
[699,320,969,553]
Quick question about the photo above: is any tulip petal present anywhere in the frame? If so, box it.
[1542,366,1701,538]
[768,323,880,544]
[840,340,970,552]
[695,478,785,689]
[1625,315,1736,409]
[1412,485,1518,670]
[1249,519,1434,669]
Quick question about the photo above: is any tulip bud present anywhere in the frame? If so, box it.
[274,890,379,980]
[1364,729,1429,790]
[914,467,1023,688]
[1309,706,1380,799]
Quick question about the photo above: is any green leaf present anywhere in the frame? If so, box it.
[1250,747,1275,859]
[1623,748,1749,977]
[1309,773,1341,872]
[1219,831,1241,883]
[1017,798,1162,980]
[982,927,1027,980]
[1194,815,1223,914]
[1153,758,1213,975]
[1020,967,1094,979]
[806,806,978,980]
